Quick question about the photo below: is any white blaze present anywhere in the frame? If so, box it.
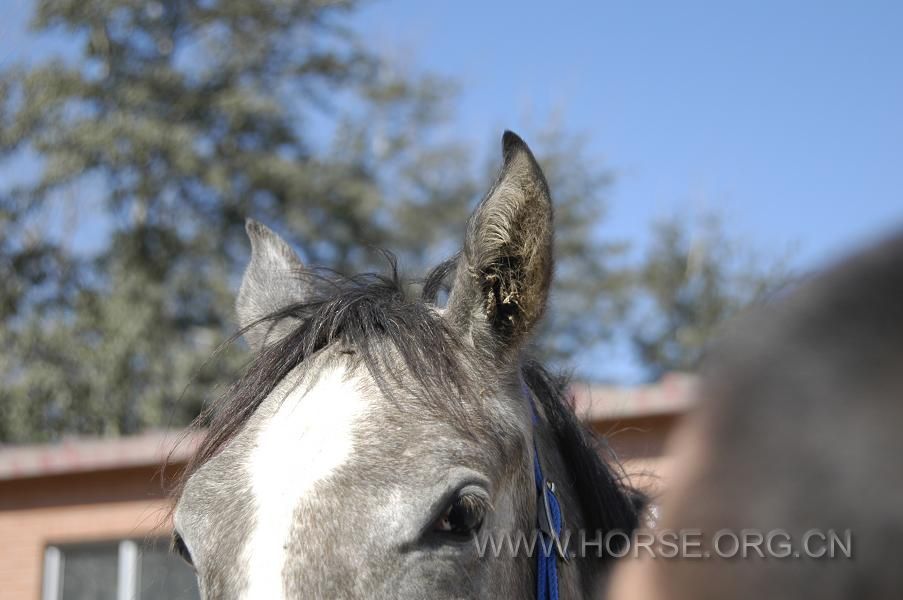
[244,364,367,599]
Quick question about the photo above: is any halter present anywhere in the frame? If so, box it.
[528,388,566,600]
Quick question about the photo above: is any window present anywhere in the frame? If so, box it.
[137,539,199,600]
[43,538,199,600]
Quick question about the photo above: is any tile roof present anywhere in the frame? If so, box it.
[570,372,697,420]
[0,375,696,481]
[0,429,203,481]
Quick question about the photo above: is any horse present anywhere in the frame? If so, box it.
[608,231,903,600]
[171,131,642,599]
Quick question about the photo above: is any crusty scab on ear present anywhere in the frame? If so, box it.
[447,131,554,354]
[236,219,308,351]
[236,132,553,356]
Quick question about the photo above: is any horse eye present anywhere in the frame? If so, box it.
[172,531,194,567]
[433,493,487,536]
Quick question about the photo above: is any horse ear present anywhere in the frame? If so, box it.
[447,131,553,354]
[237,219,306,352]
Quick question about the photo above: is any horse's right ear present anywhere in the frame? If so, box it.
[236,219,307,352]
[446,131,554,357]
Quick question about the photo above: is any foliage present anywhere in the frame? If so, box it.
[631,214,792,379]
[0,0,787,442]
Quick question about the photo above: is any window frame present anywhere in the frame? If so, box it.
[42,537,187,600]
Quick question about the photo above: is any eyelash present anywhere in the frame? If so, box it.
[432,492,490,536]
[172,531,194,567]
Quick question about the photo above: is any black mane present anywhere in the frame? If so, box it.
[524,362,643,555]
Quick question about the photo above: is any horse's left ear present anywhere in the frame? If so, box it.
[236,219,307,351]
[447,131,553,354]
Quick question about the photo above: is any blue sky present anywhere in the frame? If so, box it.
[351,0,902,268]
[2,0,902,377]
[3,0,901,267]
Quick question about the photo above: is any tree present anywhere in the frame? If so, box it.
[0,0,470,442]
[0,1,787,442]
[630,214,792,379]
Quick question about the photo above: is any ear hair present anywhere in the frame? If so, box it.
[447,131,554,353]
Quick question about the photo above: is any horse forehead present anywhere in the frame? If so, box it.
[244,360,372,599]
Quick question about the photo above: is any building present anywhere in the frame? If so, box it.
[0,374,694,599]
[0,431,203,600]
[573,372,695,494]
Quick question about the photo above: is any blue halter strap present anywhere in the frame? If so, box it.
[528,391,566,600]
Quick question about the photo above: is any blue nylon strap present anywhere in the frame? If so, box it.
[533,445,563,600]
[528,390,563,600]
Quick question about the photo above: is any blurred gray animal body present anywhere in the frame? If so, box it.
[608,231,903,600]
